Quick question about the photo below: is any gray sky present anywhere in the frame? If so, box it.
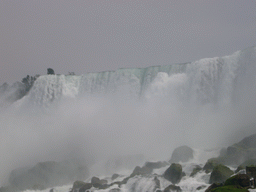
[0,0,256,84]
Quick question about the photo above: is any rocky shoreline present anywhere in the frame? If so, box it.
[1,134,256,192]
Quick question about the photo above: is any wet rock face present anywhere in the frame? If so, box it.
[130,166,153,177]
[209,164,234,184]
[190,165,202,177]
[203,158,221,173]
[224,174,250,188]
[163,163,183,184]
[169,145,193,163]
[163,184,182,192]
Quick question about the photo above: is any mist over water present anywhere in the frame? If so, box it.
[1,46,256,185]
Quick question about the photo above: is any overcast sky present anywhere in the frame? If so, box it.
[0,0,255,84]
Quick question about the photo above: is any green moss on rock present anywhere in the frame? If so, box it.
[210,185,249,192]
[203,158,221,173]
[224,174,250,188]
[209,164,234,184]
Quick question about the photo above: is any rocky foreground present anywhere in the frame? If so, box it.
[1,134,256,192]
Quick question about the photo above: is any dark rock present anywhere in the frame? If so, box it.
[47,68,55,75]
[209,164,234,184]
[163,163,182,184]
[153,176,160,191]
[203,158,221,173]
[91,176,101,184]
[169,146,193,163]
[205,183,223,192]
[78,183,93,192]
[220,133,256,165]
[144,161,169,169]
[163,184,182,192]
[111,173,119,180]
[190,165,202,177]
[206,185,249,191]
[246,166,256,178]
[130,166,152,177]
[224,174,250,188]
[71,181,92,192]
[196,185,206,190]
[235,159,256,173]
[109,188,121,192]
[72,181,86,189]
[90,177,108,189]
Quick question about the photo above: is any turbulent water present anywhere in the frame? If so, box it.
[1,46,256,191]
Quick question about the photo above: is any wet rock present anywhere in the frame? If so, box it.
[196,185,206,190]
[209,164,234,184]
[205,183,223,192]
[111,173,119,180]
[163,163,182,184]
[91,176,101,184]
[235,159,256,173]
[190,165,202,177]
[203,158,220,173]
[224,174,250,188]
[130,166,152,177]
[109,188,121,192]
[163,184,182,192]
[153,176,160,191]
[169,146,193,163]
[78,183,93,192]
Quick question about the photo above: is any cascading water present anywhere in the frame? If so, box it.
[16,46,255,109]
[1,46,256,192]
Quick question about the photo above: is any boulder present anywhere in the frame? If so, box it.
[235,159,256,173]
[196,185,207,190]
[203,158,221,173]
[130,166,152,177]
[78,183,93,192]
[190,165,202,177]
[205,183,223,192]
[163,163,183,184]
[153,176,160,191]
[111,174,119,180]
[169,146,193,163]
[163,184,182,192]
[91,176,101,185]
[109,189,121,192]
[224,174,250,188]
[209,164,234,184]
[71,181,92,192]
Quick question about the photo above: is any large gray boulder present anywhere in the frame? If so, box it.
[209,133,256,166]
[169,146,193,163]
[163,163,183,184]
[209,164,234,184]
